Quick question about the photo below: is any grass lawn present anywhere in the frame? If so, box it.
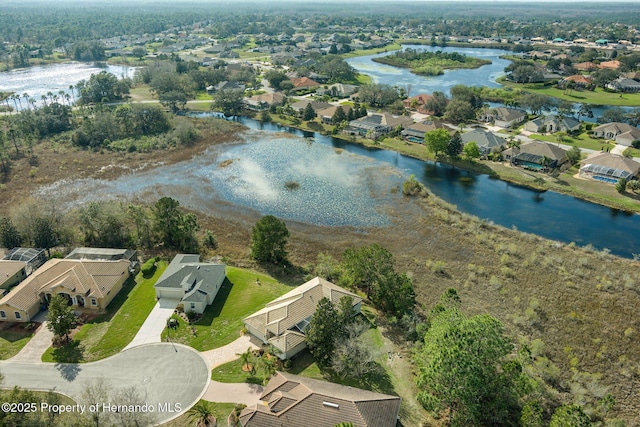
[194,91,213,101]
[161,267,292,351]
[356,74,372,85]
[528,132,608,151]
[42,261,168,363]
[159,401,237,427]
[0,325,36,360]
[342,43,403,59]
[128,85,154,102]
[499,79,640,107]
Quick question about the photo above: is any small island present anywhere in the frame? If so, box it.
[372,48,491,76]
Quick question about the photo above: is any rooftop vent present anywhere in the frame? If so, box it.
[323,402,339,409]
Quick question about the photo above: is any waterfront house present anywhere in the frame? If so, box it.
[402,94,435,114]
[593,123,640,146]
[503,140,568,170]
[524,115,580,134]
[579,152,640,184]
[3,248,46,275]
[346,113,413,139]
[315,83,358,98]
[401,120,448,143]
[244,92,286,111]
[461,130,507,156]
[606,77,640,93]
[479,107,527,129]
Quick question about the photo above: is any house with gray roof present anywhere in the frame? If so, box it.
[480,107,528,128]
[593,122,640,146]
[153,254,225,314]
[243,277,361,360]
[316,83,359,98]
[579,152,640,184]
[461,129,507,155]
[239,371,401,427]
[346,113,414,139]
[401,120,448,143]
[502,140,568,170]
[606,77,640,93]
[524,114,580,134]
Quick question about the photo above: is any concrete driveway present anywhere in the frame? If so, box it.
[124,298,180,350]
[0,343,209,425]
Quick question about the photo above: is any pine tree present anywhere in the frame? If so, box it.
[303,103,316,121]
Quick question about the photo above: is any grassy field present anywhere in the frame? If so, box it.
[0,325,36,360]
[161,267,292,351]
[342,43,403,59]
[528,131,608,151]
[499,78,640,107]
[42,261,167,363]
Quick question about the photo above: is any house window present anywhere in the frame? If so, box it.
[0,311,5,319]
[15,311,21,320]
[190,303,195,310]
[91,298,97,306]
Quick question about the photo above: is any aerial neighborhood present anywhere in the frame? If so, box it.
[1,2,640,426]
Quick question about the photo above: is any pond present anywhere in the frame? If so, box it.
[36,117,640,259]
[0,62,136,110]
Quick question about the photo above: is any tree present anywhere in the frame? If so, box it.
[33,216,59,256]
[445,100,475,124]
[47,294,76,343]
[520,93,553,115]
[159,90,188,113]
[237,347,255,374]
[445,131,463,158]
[415,302,517,426]
[131,47,147,60]
[549,405,591,427]
[112,385,157,427]
[188,401,218,427]
[303,102,316,121]
[153,197,199,252]
[332,320,376,379]
[592,68,620,88]
[78,201,131,248]
[520,401,544,427]
[598,107,626,124]
[577,104,594,121]
[566,146,582,165]
[616,178,627,193]
[357,83,399,108]
[0,217,22,249]
[264,70,288,91]
[78,71,129,104]
[341,243,394,300]
[424,91,449,117]
[375,272,415,316]
[212,88,244,117]
[463,141,481,160]
[250,215,289,264]
[331,106,347,124]
[424,128,451,158]
[306,297,339,369]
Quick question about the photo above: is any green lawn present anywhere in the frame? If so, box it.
[42,261,168,362]
[0,326,35,360]
[499,79,640,107]
[161,267,292,351]
[528,132,608,151]
[356,74,372,85]
[342,43,403,59]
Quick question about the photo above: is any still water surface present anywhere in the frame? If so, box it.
[36,117,640,258]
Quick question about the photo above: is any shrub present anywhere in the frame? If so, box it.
[627,180,640,192]
[402,174,429,197]
[202,230,218,249]
[615,178,627,193]
[141,257,157,278]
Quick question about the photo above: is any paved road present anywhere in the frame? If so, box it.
[0,343,209,425]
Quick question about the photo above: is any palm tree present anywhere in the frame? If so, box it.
[187,401,217,427]
[40,94,48,106]
[69,85,76,104]
[22,93,31,110]
[237,347,254,374]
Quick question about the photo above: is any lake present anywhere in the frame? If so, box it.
[36,118,640,259]
[0,62,136,110]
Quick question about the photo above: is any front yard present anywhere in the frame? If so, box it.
[42,261,168,363]
[160,267,292,351]
[0,324,36,360]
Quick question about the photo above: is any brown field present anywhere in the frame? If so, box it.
[1,124,639,425]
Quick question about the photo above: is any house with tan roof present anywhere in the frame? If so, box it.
[0,261,27,293]
[244,92,286,111]
[401,120,448,143]
[599,60,621,70]
[239,371,401,427]
[0,258,130,322]
[243,277,362,360]
[346,113,414,139]
[402,94,435,114]
[316,105,353,124]
[593,122,640,146]
[573,62,598,72]
[479,107,527,129]
[579,152,640,184]
[561,74,593,89]
[154,254,225,314]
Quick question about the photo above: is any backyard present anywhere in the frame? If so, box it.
[0,324,36,360]
[41,261,168,363]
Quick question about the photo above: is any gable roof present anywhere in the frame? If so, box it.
[350,113,413,129]
[0,259,130,311]
[0,261,26,286]
[290,99,332,112]
[493,107,527,122]
[243,277,361,354]
[154,254,226,301]
[594,122,640,139]
[240,371,401,427]
[315,105,352,118]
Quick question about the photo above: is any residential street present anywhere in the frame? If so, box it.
[0,343,209,425]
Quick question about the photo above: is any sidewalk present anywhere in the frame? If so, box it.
[200,335,259,370]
